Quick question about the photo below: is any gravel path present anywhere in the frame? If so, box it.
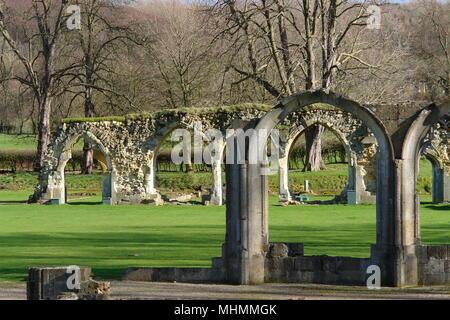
[1,281,450,300]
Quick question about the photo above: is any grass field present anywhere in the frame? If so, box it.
[0,158,434,196]
[0,134,37,150]
[0,135,442,283]
[0,134,83,150]
[0,191,448,283]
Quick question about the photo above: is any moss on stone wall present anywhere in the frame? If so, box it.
[61,103,272,124]
[62,116,126,123]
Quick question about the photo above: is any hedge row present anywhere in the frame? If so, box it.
[0,149,212,173]
[0,171,432,195]
[0,149,84,172]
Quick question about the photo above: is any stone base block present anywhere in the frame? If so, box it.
[27,266,92,300]
[50,198,63,205]
[102,197,113,205]
[265,255,370,285]
[122,267,223,283]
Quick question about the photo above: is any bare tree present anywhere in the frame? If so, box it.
[141,1,220,109]
[65,0,140,174]
[0,0,76,170]
[409,0,449,100]
[213,0,383,170]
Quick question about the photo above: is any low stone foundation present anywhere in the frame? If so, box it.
[265,255,371,285]
[263,243,372,285]
[122,267,223,283]
[121,242,450,287]
[417,245,450,285]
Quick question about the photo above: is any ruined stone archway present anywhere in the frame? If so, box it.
[394,99,449,285]
[222,90,396,285]
[420,120,449,204]
[143,119,227,206]
[32,127,115,204]
[277,107,377,204]
[400,100,449,245]
[31,105,270,205]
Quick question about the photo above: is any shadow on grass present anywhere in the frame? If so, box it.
[423,204,450,211]
[0,201,27,204]
[0,268,28,282]
[67,201,103,205]
[0,228,225,281]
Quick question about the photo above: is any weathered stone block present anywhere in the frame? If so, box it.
[322,257,337,273]
[414,245,428,261]
[141,193,163,206]
[211,257,222,269]
[294,256,321,271]
[427,245,448,259]
[265,258,284,277]
[421,273,447,286]
[264,257,296,282]
[423,259,445,274]
[298,271,315,283]
[122,267,217,282]
[102,197,113,205]
[78,293,111,300]
[163,192,193,202]
[57,292,78,300]
[336,257,363,272]
[50,198,63,205]
[27,266,91,300]
[336,271,365,285]
[79,279,111,296]
[268,243,289,258]
[445,261,450,273]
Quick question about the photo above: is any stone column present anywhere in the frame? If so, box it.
[210,157,223,205]
[432,165,450,204]
[278,155,291,202]
[144,154,158,196]
[354,142,377,204]
[444,168,450,204]
[397,157,421,286]
[47,171,66,204]
[102,171,113,205]
[45,150,72,204]
[222,121,267,285]
[353,164,376,204]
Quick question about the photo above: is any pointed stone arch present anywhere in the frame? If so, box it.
[222,90,396,285]
[277,108,376,204]
[32,128,115,204]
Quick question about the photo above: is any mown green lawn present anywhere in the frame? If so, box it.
[0,134,83,151]
[0,192,448,283]
[0,134,37,150]
[0,157,434,195]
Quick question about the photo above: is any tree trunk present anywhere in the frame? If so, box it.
[302,3,325,172]
[34,96,52,171]
[81,85,94,174]
[81,142,94,174]
[185,163,194,174]
[303,124,326,172]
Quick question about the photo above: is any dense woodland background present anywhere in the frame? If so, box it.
[0,0,448,171]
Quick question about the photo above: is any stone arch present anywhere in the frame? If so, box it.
[422,152,449,204]
[223,90,395,285]
[420,121,449,204]
[401,99,450,246]
[143,120,227,205]
[277,109,376,204]
[33,128,115,204]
